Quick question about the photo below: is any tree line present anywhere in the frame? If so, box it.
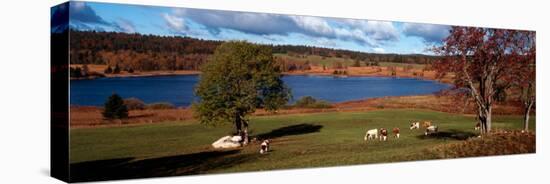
[70,30,441,73]
[70,30,220,71]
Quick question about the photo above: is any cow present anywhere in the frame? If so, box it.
[379,128,388,141]
[425,125,438,136]
[410,122,420,130]
[364,128,378,141]
[475,122,481,130]
[259,139,271,154]
[212,135,242,149]
[392,128,400,138]
[422,121,432,128]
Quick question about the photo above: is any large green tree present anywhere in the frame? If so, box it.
[194,41,291,145]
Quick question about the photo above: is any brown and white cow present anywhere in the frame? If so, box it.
[422,121,432,128]
[379,128,388,141]
[259,139,271,154]
[392,128,400,138]
[425,125,438,136]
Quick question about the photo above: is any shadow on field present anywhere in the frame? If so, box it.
[255,123,323,139]
[417,129,478,140]
[70,149,258,182]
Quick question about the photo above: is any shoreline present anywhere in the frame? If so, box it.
[70,70,200,80]
[281,72,448,82]
[70,64,453,83]
[69,94,526,129]
[70,69,452,84]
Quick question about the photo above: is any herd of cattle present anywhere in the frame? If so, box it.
[364,121,441,142]
[255,121,483,154]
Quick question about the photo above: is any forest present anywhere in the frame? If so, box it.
[69,30,441,72]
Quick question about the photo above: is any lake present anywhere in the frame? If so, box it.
[70,75,450,107]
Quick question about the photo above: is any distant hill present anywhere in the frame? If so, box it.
[68,30,440,72]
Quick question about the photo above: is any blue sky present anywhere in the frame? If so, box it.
[55,1,452,54]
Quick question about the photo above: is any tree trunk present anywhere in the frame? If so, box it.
[524,108,530,131]
[486,106,492,133]
[235,113,242,136]
[234,112,249,145]
[523,101,533,132]
[477,105,492,134]
[242,118,249,145]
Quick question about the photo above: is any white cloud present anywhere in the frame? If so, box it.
[365,21,400,41]
[344,20,399,42]
[170,8,298,36]
[373,47,386,53]
[289,17,399,47]
[161,7,401,48]
[114,19,136,33]
[290,16,334,36]
[163,13,187,33]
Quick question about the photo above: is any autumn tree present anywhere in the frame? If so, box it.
[518,64,535,131]
[510,32,536,131]
[194,41,291,145]
[433,27,535,134]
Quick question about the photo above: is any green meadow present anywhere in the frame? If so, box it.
[69,109,534,182]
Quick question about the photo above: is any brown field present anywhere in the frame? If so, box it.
[69,106,195,128]
[70,94,525,128]
[425,129,536,158]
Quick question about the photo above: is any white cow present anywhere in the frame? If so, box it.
[212,135,242,149]
[364,128,378,141]
[425,125,438,135]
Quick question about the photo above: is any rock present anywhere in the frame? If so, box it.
[212,135,242,149]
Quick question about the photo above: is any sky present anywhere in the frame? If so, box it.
[52,1,453,55]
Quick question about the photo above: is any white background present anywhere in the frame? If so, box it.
[0,0,548,183]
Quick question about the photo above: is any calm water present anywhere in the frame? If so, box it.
[70,75,450,107]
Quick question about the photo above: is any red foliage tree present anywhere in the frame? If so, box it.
[433,26,535,134]
[510,32,536,131]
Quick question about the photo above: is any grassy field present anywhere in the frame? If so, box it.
[69,109,535,182]
[274,53,426,68]
[378,61,425,69]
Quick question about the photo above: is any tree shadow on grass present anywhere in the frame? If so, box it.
[255,123,323,140]
[70,149,259,182]
[417,129,478,140]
